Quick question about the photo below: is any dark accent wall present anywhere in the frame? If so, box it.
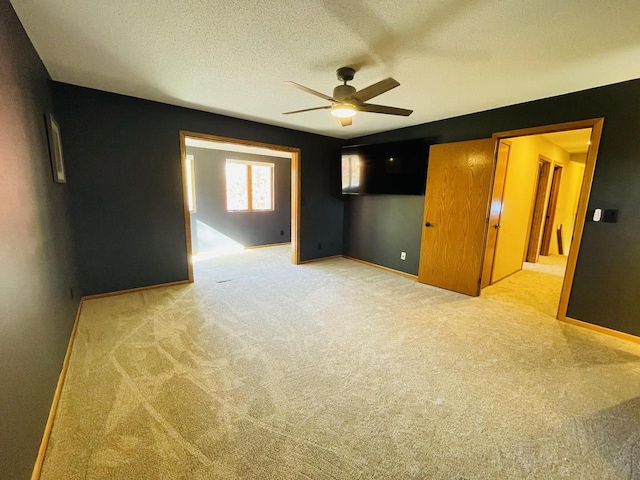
[187,147,291,250]
[344,78,640,337]
[0,1,80,478]
[52,84,343,295]
[343,195,424,275]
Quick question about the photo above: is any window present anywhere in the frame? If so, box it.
[185,155,196,213]
[225,160,274,211]
[341,155,361,189]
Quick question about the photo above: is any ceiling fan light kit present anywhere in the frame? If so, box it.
[283,66,413,127]
[331,103,357,118]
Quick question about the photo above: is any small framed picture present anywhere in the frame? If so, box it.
[46,113,66,183]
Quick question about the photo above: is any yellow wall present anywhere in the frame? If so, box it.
[549,153,586,254]
[492,135,569,282]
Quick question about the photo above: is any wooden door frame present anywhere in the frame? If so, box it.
[525,156,552,263]
[540,164,563,256]
[491,117,604,321]
[179,131,301,282]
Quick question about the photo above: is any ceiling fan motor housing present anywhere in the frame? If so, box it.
[333,84,356,101]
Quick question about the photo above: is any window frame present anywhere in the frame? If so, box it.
[341,154,361,189]
[185,154,196,213]
[225,159,275,212]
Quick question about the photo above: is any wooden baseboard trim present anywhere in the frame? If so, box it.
[298,254,342,265]
[561,317,640,345]
[342,256,418,280]
[244,242,291,250]
[82,280,191,300]
[31,300,84,480]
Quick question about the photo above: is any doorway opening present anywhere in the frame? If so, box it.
[417,118,603,323]
[179,132,301,282]
[482,119,603,320]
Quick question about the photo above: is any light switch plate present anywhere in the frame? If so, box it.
[593,208,602,222]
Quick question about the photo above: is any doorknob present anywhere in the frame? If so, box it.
[425,222,432,227]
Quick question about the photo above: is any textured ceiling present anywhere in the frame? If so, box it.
[11,0,640,139]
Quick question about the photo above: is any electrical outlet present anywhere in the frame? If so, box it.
[603,209,619,223]
[318,242,322,250]
[280,230,284,236]
[400,252,406,260]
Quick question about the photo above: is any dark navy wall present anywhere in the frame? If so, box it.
[0,1,80,477]
[52,83,343,295]
[344,78,640,337]
[188,147,291,251]
[343,195,424,275]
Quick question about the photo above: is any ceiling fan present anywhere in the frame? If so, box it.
[283,67,413,127]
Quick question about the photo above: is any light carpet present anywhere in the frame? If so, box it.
[40,246,640,479]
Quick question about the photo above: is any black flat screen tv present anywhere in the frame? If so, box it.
[341,138,427,195]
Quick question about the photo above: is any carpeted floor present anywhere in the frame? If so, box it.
[41,246,640,479]
[484,254,568,318]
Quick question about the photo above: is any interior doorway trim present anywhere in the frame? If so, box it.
[492,117,604,321]
[179,131,302,282]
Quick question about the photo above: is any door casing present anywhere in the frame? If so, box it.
[179,131,301,282]
[491,118,604,320]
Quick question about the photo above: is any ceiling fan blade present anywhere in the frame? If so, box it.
[351,78,400,102]
[284,81,337,102]
[283,106,331,115]
[359,103,413,116]
[340,117,353,127]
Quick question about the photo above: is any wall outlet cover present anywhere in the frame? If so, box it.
[603,209,619,223]
[400,251,406,260]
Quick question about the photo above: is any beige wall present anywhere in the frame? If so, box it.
[492,135,569,282]
[549,153,586,255]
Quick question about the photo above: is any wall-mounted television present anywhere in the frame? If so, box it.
[341,138,427,195]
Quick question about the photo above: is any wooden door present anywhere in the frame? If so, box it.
[540,165,563,256]
[418,138,496,296]
[525,159,551,263]
[481,141,510,288]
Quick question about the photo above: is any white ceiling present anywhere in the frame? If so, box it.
[541,129,592,154]
[11,0,640,139]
